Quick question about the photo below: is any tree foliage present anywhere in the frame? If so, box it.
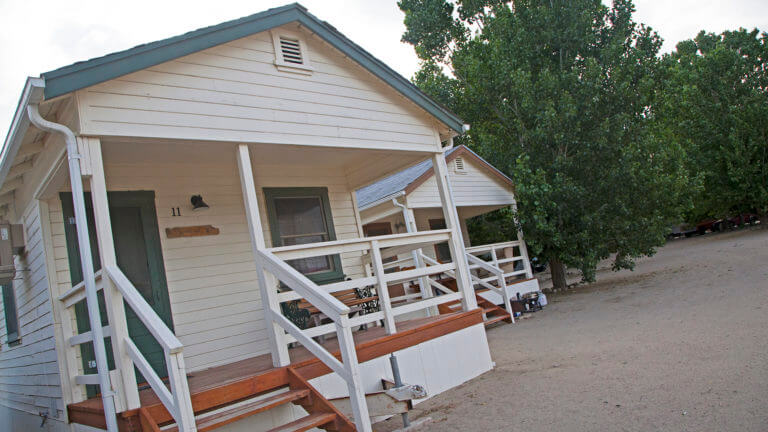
[660,29,768,221]
[399,0,692,285]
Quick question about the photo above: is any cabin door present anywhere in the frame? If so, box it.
[61,191,173,396]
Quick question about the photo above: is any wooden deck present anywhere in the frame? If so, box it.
[67,309,483,431]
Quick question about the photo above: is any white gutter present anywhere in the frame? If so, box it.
[23,81,119,432]
[358,191,405,211]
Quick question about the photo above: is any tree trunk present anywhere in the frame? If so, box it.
[549,257,567,291]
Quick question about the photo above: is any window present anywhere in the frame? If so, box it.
[428,219,453,263]
[363,223,398,272]
[271,31,313,75]
[363,222,393,237]
[2,284,20,346]
[264,188,343,284]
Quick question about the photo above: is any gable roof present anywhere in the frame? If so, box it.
[356,145,514,209]
[39,3,464,133]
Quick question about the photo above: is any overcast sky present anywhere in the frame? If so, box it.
[1,0,766,136]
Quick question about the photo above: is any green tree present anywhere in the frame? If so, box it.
[399,0,691,289]
[661,29,768,222]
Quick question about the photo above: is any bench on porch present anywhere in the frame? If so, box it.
[281,287,380,330]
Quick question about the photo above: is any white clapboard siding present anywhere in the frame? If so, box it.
[76,24,441,153]
[0,201,66,422]
[407,157,516,208]
[49,158,366,372]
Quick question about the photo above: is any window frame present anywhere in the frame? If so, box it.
[2,283,20,346]
[264,187,344,284]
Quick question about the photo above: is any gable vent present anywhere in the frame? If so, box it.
[454,157,466,173]
[279,36,304,65]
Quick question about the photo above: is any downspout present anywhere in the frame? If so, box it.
[27,102,119,432]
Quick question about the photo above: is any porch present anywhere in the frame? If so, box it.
[43,137,482,432]
[66,309,483,431]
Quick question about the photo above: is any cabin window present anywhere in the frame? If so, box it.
[271,31,313,75]
[2,284,20,346]
[428,219,453,263]
[363,222,399,272]
[264,187,343,284]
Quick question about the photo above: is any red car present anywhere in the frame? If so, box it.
[697,214,760,235]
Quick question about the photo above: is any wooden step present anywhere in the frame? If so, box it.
[484,314,512,326]
[165,389,310,432]
[476,295,513,326]
[266,412,337,432]
[439,295,513,326]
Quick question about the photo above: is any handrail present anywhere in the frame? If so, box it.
[105,265,183,353]
[269,229,452,260]
[58,270,104,308]
[465,240,522,254]
[258,249,371,431]
[465,239,533,281]
[259,250,351,318]
[466,253,502,276]
[103,264,195,431]
[466,253,515,323]
[420,253,456,277]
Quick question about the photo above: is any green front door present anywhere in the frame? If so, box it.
[61,191,173,395]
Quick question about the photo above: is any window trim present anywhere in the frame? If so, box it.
[2,283,20,346]
[264,187,343,284]
[270,31,314,75]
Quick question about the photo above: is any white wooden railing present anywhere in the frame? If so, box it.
[259,229,473,432]
[58,266,195,431]
[106,265,195,430]
[465,240,533,282]
[267,230,467,337]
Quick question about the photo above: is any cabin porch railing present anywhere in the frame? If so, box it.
[259,229,473,432]
[57,266,196,431]
[465,240,533,281]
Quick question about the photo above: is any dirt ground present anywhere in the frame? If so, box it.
[379,228,768,431]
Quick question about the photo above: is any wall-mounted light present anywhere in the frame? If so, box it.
[190,195,209,211]
[394,221,406,232]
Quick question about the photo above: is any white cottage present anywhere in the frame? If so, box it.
[356,145,541,323]
[0,4,498,432]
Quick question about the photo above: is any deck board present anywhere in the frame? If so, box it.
[67,309,482,430]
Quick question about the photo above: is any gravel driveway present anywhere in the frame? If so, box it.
[379,228,768,431]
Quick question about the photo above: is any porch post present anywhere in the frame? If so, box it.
[236,144,290,367]
[432,152,478,310]
[512,200,534,279]
[404,207,433,314]
[82,137,140,410]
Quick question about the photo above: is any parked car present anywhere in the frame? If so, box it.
[696,218,723,235]
[668,223,697,238]
[696,213,760,235]
[727,213,760,227]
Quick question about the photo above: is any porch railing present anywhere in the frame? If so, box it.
[259,229,474,432]
[58,266,195,431]
[465,240,533,282]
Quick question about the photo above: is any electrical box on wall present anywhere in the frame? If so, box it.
[0,224,24,285]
